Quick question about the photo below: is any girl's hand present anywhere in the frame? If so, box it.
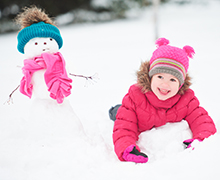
[183,139,202,150]
[122,145,148,163]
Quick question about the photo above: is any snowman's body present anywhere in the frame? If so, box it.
[31,69,49,99]
[22,37,85,139]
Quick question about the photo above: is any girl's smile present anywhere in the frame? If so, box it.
[158,88,171,95]
[151,73,179,101]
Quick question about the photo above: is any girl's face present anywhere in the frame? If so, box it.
[151,73,179,101]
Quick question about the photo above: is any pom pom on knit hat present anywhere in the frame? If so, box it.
[155,38,169,47]
[149,37,195,86]
[183,45,195,58]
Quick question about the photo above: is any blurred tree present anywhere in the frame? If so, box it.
[0,0,91,20]
[0,0,172,33]
[0,0,172,21]
[153,0,160,40]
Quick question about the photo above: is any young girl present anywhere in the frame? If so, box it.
[111,38,217,163]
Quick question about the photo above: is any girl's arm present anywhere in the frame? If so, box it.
[185,95,217,140]
[113,93,139,161]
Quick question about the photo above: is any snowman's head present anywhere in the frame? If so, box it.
[24,37,59,59]
[17,22,63,56]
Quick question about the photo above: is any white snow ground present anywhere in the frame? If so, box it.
[0,1,220,179]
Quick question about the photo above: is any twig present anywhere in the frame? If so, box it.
[69,73,93,80]
[69,73,99,86]
[4,85,20,105]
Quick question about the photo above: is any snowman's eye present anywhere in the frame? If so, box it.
[35,42,38,45]
[50,38,53,41]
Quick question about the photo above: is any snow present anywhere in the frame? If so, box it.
[0,1,220,179]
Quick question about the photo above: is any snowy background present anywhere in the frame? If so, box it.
[0,1,220,179]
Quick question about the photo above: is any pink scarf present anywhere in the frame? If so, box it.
[20,52,72,104]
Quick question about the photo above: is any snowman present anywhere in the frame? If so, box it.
[14,6,85,141]
[0,7,110,176]
[16,7,72,104]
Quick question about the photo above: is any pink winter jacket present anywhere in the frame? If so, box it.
[113,84,217,161]
[20,52,72,104]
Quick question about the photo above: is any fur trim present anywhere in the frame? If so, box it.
[15,5,55,30]
[137,61,152,93]
[136,61,191,95]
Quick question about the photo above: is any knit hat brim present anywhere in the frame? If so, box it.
[149,66,184,86]
[17,22,63,54]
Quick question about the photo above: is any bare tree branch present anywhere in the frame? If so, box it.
[69,73,99,86]
[4,85,20,105]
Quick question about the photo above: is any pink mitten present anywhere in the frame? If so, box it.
[122,145,148,163]
[183,139,202,150]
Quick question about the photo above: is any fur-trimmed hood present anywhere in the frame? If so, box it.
[136,61,191,95]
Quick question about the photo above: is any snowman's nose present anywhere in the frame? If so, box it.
[44,42,47,45]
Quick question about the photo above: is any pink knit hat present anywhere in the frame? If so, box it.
[149,38,195,86]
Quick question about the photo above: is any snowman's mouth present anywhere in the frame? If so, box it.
[43,48,50,51]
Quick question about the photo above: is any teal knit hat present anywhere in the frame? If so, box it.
[17,22,63,54]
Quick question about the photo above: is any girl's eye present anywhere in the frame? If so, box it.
[170,78,177,82]
[35,42,38,45]
[158,75,163,79]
